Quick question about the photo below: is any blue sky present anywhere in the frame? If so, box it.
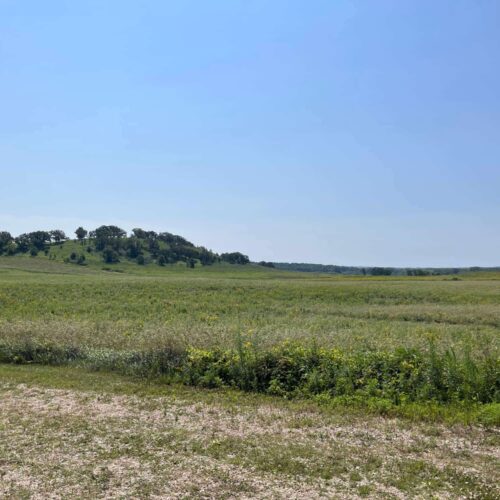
[1,0,499,266]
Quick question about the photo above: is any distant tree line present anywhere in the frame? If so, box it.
[258,261,275,268]
[0,226,250,268]
[271,263,395,275]
[271,262,499,276]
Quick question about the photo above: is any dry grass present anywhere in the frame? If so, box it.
[0,365,498,499]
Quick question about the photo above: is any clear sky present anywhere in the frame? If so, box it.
[1,0,499,267]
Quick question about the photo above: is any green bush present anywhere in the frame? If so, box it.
[0,339,498,406]
[184,342,499,405]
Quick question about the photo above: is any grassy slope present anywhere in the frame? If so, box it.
[1,363,499,499]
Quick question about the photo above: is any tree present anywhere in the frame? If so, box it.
[158,255,167,266]
[102,247,120,263]
[221,252,250,265]
[132,228,150,239]
[16,231,51,252]
[258,261,275,268]
[371,267,392,276]
[50,230,67,245]
[0,231,13,254]
[198,247,217,266]
[158,232,193,247]
[94,225,126,251]
[75,227,88,243]
[126,237,142,258]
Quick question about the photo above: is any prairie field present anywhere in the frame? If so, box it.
[1,255,498,355]
[0,256,499,498]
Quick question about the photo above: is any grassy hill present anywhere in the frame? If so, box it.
[0,226,250,270]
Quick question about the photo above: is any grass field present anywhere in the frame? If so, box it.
[0,254,499,409]
[0,253,499,497]
[1,254,498,355]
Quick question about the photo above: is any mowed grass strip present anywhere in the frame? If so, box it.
[0,364,498,499]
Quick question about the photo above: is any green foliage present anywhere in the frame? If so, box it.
[92,225,127,251]
[0,339,497,408]
[0,225,224,267]
[258,261,275,268]
[49,230,67,244]
[221,252,250,265]
[103,247,120,263]
[184,342,499,404]
[371,267,393,276]
[0,231,13,254]
[75,226,88,242]
[274,262,500,276]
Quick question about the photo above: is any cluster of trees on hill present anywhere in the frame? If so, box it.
[0,226,250,267]
[0,230,68,256]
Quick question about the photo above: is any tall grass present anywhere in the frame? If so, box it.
[0,337,497,405]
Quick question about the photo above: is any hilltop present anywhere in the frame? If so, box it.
[0,226,250,269]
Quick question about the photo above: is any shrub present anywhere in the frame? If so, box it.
[102,248,120,263]
[0,339,497,408]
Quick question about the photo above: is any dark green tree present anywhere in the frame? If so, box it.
[102,247,120,263]
[221,252,250,265]
[0,231,13,254]
[50,230,67,245]
[94,225,126,251]
[75,227,88,244]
